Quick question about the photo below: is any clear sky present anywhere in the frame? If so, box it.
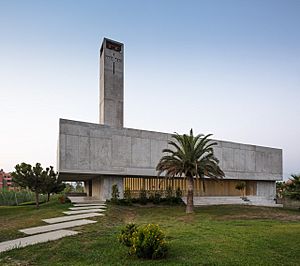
[0,0,299,179]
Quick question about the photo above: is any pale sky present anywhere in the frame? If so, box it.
[0,0,299,179]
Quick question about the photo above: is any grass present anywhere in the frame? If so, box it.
[0,198,72,242]
[0,201,300,266]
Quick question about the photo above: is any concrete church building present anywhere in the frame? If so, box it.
[58,38,282,206]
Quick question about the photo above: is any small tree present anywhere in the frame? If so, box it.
[111,184,120,203]
[11,163,48,208]
[235,181,246,197]
[43,168,65,202]
[276,181,286,199]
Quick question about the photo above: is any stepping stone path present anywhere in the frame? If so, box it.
[69,206,107,210]
[0,230,78,253]
[63,209,106,215]
[43,213,103,224]
[0,198,107,253]
[73,203,106,207]
[20,219,97,235]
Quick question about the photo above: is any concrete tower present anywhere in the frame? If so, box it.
[99,38,124,128]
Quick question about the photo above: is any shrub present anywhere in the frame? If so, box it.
[124,187,132,204]
[130,224,168,259]
[153,192,161,204]
[139,189,147,205]
[166,185,173,200]
[175,187,182,198]
[58,194,71,204]
[119,223,168,259]
[111,184,120,203]
[118,223,138,247]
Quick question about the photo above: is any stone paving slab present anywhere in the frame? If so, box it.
[42,213,104,224]
[69,206,107,210]
[68,197,105,204]
[63,209,106,215]
[20,219,97,235]
[0,230,78,253]
[73,203,107,207]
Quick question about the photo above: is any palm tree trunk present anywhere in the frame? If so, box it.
[186,176,194,213]
[35,191,39,208]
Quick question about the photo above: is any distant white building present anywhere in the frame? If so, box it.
[57,38,282,206]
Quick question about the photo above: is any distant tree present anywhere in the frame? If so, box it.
[75,181,84,192]
[285,174,300,200]
[276,181,286,199]
[64,183,74,193]
[156,129,225,213]
[43,167,65,202]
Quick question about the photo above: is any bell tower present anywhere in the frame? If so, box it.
[99,38,124,128]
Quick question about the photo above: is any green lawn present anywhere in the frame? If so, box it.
[0,200,300,266]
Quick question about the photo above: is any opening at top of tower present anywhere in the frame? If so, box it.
[106,40,122,52]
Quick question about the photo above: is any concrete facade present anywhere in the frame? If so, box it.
[57,38,283,202]
[58,119,282,200]
[58,119,282,181]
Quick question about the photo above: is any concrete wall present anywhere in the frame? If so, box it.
[282,198,300,209]
[58,119,282,181]
[100,176,124,201]
[89,176,123,200]
[256,181,276,199]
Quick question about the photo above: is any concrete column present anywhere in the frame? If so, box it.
[84,181,88,194]
[92,177,101,199]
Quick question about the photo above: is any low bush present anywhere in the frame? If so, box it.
[166,186,173,201]
[109,187,183,206]
[119,223,168,259]
[149,192,162,204]
[58,194,71,204]
[118,223,138,247]
[111,184,120,203]
[124,187,132,204]
[139,189,147,205]
[153,192,161,204]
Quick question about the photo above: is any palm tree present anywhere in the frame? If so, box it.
[156,129,225,213]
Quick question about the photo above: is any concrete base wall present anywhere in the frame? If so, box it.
[100,176,124,201]
[257,181,276,199]
[282,198,300,209]
[91,176,124,201]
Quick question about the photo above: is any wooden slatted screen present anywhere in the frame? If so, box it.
[124,177,257,197]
